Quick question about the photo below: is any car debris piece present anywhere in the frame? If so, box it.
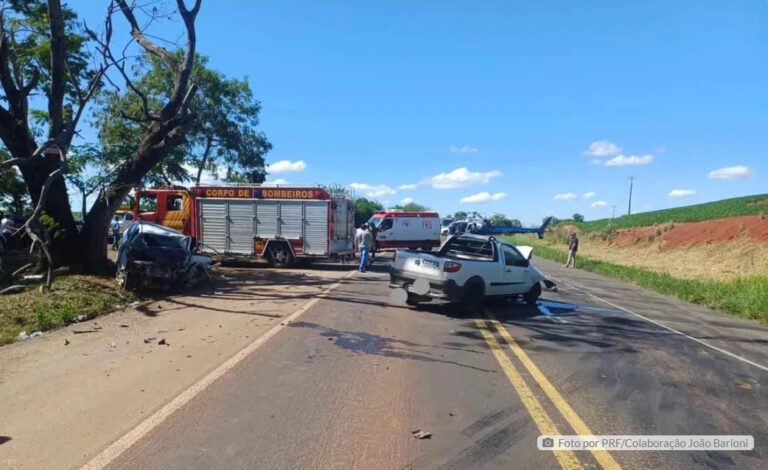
[30,331,43,338]
[65,339,70,345]
[115,221,213,292]
[158,338,167,345]
[143,337,156,344]
[411,429,432,439]
[1,285,24,295]
[17,331,29,341]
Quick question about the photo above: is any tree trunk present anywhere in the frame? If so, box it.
[81,188,87,221]
[195,135,214,185]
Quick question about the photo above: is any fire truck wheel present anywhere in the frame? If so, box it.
[266,243,295,268]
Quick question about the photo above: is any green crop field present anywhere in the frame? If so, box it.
[575,193,768,232]
[504,235,768,323]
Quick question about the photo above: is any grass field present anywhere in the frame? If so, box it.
[576,193,768,232]
[0,275,134,345]
[506,235,768,324]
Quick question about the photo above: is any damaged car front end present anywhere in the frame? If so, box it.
[116,221,212,291]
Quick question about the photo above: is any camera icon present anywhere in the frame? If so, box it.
[541,437,554,448]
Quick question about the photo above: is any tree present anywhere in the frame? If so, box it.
[96,53,271,187]
[392,202,430,212]
[0,0,205,277]
[453,211,468,219]
[354,198,383,226]
[65,145,112,219]
[572,213,585,223]
[489,213,522,228]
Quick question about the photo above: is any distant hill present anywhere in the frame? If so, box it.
[576,194,768,232]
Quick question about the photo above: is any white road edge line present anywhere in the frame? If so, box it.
[81,270,357,470]
[546,274,768,373]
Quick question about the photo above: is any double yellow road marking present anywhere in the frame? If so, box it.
[475,313,622,470]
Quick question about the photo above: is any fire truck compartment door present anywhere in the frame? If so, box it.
[200,199,227,253]
[279,202,303,240]
[255,201,278,239]
[304,201,329,255]
[228,200,255,254]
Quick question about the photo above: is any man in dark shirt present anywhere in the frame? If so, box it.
[565,232,579,268]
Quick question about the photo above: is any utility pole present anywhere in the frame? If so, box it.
[627,176,636,216]
[612,205,617,220]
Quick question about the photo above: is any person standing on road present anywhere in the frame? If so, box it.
[354,224,365,257]
[565,232,579,268]
[110,215,121,251]
[358,223,374,272]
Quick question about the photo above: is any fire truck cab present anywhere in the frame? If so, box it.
[133,185,355,267]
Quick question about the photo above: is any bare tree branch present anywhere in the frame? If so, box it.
[115,0,177,71]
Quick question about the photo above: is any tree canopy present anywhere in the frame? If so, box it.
[391,201,430,212]
[95,52,271,186]
[489,213,522,227]
[354,198,383,226]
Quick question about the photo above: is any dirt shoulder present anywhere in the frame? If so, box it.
[0,264,353,470]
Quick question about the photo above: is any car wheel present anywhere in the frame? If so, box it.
[116,267,134,291]
[459,281,484,315]
[523,282,542,305]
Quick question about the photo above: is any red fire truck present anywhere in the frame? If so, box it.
[132,185,355,266]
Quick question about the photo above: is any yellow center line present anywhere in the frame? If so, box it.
[486,313,622,470]
[474,318,583,470]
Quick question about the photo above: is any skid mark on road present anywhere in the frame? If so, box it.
[474,318,582,470]
[547,275,768,373]
[486,313,622,470]
[81,270,357,470]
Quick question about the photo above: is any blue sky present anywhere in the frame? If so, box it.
[68,0,766,225]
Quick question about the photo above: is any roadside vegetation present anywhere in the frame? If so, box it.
[0,276,134,346]
[506,235,768,324]
[575,194,768,232]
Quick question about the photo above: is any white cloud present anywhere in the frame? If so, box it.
[604,154,653,167]
[583,192,596,199]
[428,167,502,189]
[450,145,479,153]
[584,140,622,157]
[398,183,418,190]
[269,160,307,173]
[554,192,577,201]
[349,182,396,198]
[460,192,507,204]
[668,189,697,198]
[264,178,289,185]
[590,200,608,208]
[400,197,414,205]
[708,165,754,180]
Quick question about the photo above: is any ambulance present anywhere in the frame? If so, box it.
[367,210,441,251]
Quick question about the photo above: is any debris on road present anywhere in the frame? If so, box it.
[158,338,168,346]
[119,324,130,328]
[64,339,70,346]
[76,314,87,322]
[30,331,43,338]
[143,337,156,344]
[411,429,432,440]
[73,329,100,334]
[17,331,29,341]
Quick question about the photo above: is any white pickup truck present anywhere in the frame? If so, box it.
[389,234,554,311]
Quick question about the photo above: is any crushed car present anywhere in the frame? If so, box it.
[116,221,212,291]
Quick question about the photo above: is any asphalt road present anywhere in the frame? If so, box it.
[99,257,768,470]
